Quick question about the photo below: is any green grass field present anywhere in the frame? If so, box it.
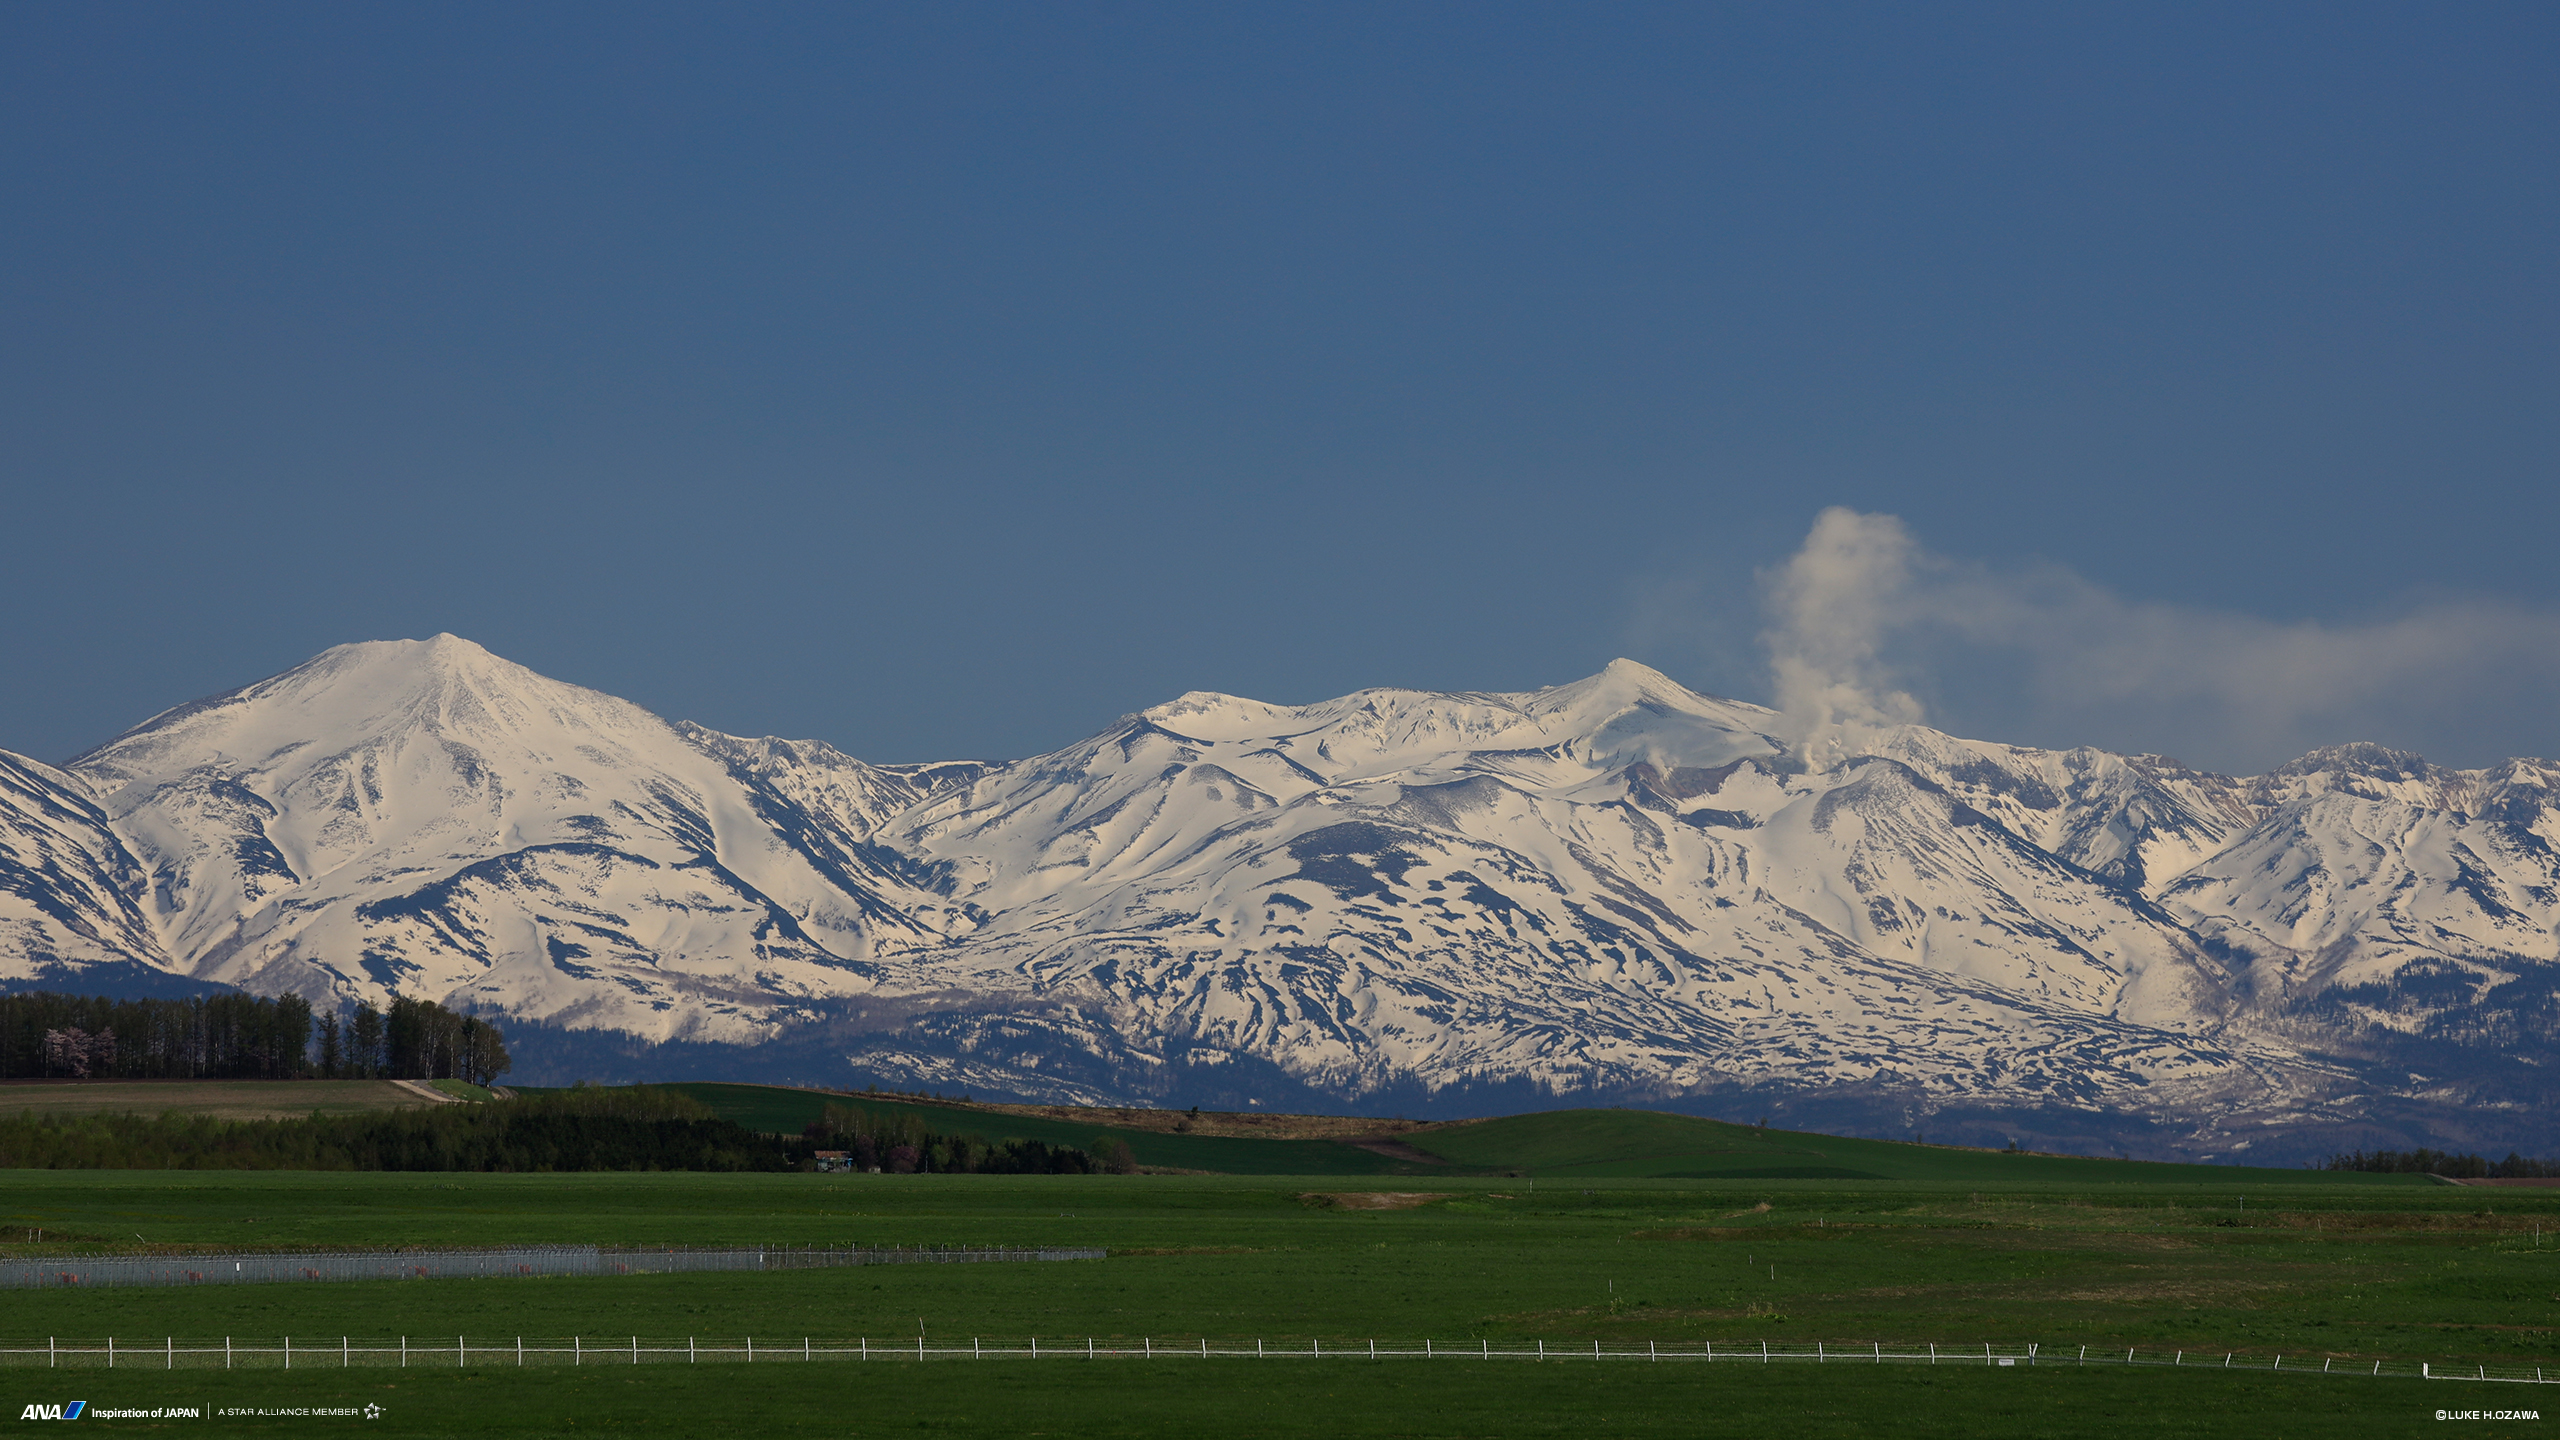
[2,1091,2549,1435]
[0,1359,2468,1438]
[5,1166,2556,1435]
[664,1082,2441,1186]
[651,1082,1416,1175]
[0,1079,439,1122]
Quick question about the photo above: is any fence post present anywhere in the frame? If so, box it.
[109,1337,115,1370]
[169,1337,174,1371]
[229,1337,234,1371]
[518,1338,522,1367]
[344,1337,349,1368]
[573,1337,578,1367]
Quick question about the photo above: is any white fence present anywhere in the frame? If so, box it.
[0,1337,2549,1383]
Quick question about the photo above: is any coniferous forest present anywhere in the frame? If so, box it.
[0,1087,1112,1174]
[2321,1147,2560,1179]
[0,991,507,1083]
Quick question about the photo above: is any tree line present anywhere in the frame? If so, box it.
[803,1102,1129,1175]
[0,991,507,1084]
[0,1086,783,1172]
[0,1086,1132,1175]
[2322,1147,2560,1178]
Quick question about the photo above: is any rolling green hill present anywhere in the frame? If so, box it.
[653,1083,1406,1176]
[1400,1108,2425,1186]
[641,1084,2426,1187]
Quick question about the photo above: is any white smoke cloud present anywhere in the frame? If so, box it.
[1764,508,1930,769]
[1757,507,2560,774]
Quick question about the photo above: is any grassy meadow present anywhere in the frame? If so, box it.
[0,1087,2552,1435]
[0,1078,440,1123]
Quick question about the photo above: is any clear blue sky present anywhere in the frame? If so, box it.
[4,3,2553,773]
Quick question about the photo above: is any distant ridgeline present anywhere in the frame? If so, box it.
[2324,1147,2560,1179]
[0,1087,1119,1174]
[0,991,508,1084]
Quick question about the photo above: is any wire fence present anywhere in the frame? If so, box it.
[0,1245,1103,1290]
[0,1337,2550,1382]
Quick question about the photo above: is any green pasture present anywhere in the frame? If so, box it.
[650,1082,1412,1175]
[0,1079,435,1123]
[0,1358,2455,1438]
[1,1094,2544,1434]
[662,1083,2435,1188]
[5,1169,2553,1359]
[1400,1107,2438,1186]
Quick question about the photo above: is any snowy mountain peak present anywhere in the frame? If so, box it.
[10,638,2560,1159]
[74,633,655,786]
[1137,660,1781,786]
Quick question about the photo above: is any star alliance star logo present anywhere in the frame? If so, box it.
[365,1403,383,1420]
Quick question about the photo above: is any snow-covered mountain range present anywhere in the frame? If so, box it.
[5,636,2554,1158]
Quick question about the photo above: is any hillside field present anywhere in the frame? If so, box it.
[3,1088,2546,1436]
[657,1082,2429,1187]
[0,1078,443,1122]
[3,1166,2549,1436]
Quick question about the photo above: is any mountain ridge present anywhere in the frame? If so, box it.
[3,636,2553,1160]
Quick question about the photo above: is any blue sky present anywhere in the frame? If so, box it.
[3,3,2553,773]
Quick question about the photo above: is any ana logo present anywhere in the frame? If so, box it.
[19,1401,87,1419]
